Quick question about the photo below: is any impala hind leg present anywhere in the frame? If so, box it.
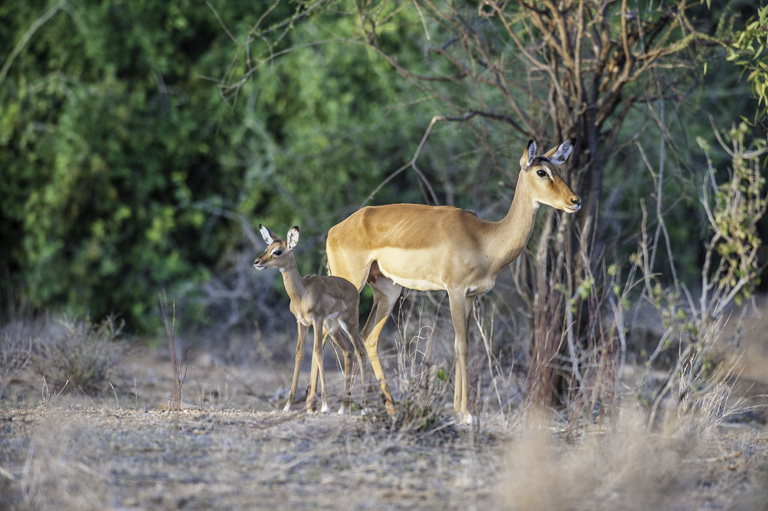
[363,277,401,415]
[353,333,369,414]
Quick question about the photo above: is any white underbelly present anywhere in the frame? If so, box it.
[387,275,444,292]
[380,271,495,295]
[376,249,444,291]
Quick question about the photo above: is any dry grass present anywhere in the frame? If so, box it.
[1,338,767,511]
[0,318,34,400]
[0,403,498,511]
[499,403,768,511]
[28,314,129,395]
[501,408,686,511]
[15,414,108,510]
[1,280,767,510]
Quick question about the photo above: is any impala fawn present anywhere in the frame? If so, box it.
[254,225,368,414]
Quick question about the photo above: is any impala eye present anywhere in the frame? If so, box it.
[536,170,548,178]
[273,249,283,256]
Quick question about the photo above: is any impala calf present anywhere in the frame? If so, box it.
[326,139,581,423]
[254,225,367,414]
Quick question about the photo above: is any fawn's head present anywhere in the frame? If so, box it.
[253,224,299,272]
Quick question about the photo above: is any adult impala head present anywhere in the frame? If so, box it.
[518,138,581,213]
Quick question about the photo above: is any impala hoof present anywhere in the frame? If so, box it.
[283,402,292,412]
[337,405,349,415]
[459,411,477,427]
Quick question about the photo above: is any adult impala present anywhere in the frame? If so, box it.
[326,139,581,423]
[254,225,368,415]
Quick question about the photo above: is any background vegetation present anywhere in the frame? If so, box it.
[1,0,766,407]
[0,0,439,332]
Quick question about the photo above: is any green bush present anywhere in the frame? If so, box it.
[0,1,443,331]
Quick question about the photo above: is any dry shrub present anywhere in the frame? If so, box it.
[499,407,689,511]
[0,318,35,399]
[30,315,129,394]
[388,294,453,432]
[628,126,767,426]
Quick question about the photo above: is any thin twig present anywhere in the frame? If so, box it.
[0,0,68,84]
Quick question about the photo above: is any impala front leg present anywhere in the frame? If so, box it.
[285,323,309,412]
[449,290,476,424]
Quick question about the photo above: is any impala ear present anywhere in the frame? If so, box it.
[287,226,300,251]
[259,224,275,245]
[545,138,576,164]
[520,139,536,169]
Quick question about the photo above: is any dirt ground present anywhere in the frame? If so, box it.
[1,301,768,510]
[1,349,504,511]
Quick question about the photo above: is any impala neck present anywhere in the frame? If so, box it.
[278,254,306,300]
[491,179,540,272]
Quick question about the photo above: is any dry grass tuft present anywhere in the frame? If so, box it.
[29,314,129,395]
[0,318,35,399]
[15,414,107,510]
[499,407,694,511]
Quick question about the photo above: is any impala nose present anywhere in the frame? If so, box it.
[569,196,582,211]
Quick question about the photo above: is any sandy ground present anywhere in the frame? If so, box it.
[1,299,768,510]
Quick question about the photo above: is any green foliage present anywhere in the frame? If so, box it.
[245,8,435,230]
[0,0,253,329]
[1,0,762,338]
[727,5,768,127]
[699,124,766,307]
[0,0,442,330]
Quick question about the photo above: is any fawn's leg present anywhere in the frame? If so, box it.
[308,322,329,413]
[285,322,308,411]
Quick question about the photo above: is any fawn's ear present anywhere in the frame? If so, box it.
[287,226,300,251]
[259,224,275,245]
[520,139,537,169]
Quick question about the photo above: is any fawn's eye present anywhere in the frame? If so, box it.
[273,249,283,256]
[536,170,548,178]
